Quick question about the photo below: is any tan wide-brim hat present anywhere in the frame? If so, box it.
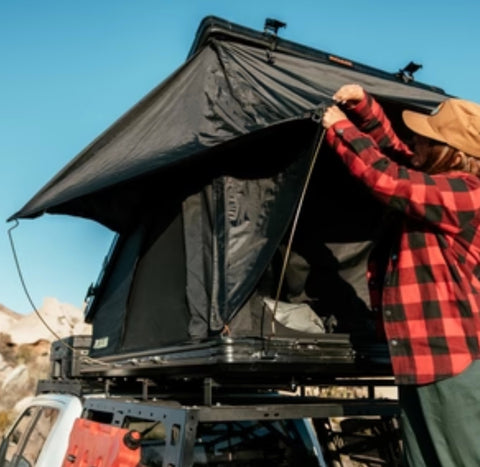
[402,98,480,158]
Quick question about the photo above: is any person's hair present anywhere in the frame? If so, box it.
[451,151,480,176]
[423,140,480,176]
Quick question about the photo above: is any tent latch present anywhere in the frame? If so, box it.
[263,18,286,64]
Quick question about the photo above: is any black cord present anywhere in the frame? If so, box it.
[7,219,110,366]
[7,219,64,341]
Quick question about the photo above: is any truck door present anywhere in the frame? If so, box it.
[0,406,59,467]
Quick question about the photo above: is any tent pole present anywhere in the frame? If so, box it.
[271,121,327,335]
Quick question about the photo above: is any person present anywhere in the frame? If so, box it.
[322,84,480,466]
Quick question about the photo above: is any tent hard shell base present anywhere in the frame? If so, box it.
[58,334,393,390]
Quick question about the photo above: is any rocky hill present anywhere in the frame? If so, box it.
[0,298,91,434]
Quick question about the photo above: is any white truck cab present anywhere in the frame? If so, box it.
[0,394,82,467]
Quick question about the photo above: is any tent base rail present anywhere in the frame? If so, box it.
[48,334,394,400]
[81,335,392,380]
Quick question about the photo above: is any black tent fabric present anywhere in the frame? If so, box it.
[9,17,451,357]
[9,16,447,231]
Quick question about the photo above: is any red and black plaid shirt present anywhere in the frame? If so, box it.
[326,93,480,384]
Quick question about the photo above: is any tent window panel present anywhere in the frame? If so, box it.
[121,213,190,351]
[88,227,145,357]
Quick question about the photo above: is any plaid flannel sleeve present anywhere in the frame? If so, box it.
[347,93,413,159]
[326,120,480,235]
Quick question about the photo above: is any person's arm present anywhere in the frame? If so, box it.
[323,113,480,234]
[333,84,412,159]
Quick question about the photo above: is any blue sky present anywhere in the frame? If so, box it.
[2,0,480,314]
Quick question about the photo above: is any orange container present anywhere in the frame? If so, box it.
[62,418,141,467]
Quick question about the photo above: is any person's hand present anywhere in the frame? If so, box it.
[322,105,348,129]
[333,84,365,108]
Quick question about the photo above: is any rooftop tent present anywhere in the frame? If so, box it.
[9,17,449,357]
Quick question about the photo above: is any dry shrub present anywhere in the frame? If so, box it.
[0,333,16,365]
[16,345,35,364]
[0,410,14,436]
[0,350,50,427]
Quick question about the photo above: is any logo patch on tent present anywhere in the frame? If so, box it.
[93,337,109,349]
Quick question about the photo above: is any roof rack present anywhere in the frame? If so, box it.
[41,335,394,406]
